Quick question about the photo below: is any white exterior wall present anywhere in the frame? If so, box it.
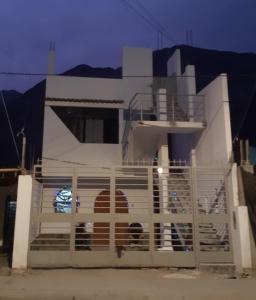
[122,47,153,105]
[167,49,181,76]
[168,53,196,161]
[46,47,153,107]
[12,175,33,269]
[227,164,253,271]
[46,74,152,109]
[122,47,152,77]
[46,76,122,101]
[196,74,232,166]
[42,106,122,168]
[43,47,153,167]
[177,65,196,116]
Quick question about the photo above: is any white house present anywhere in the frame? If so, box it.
[12,46,254,271]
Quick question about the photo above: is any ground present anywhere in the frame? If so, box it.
[0,268,256,300]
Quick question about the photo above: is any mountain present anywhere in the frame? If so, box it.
[1,45,256,168]
[63,64,122,78]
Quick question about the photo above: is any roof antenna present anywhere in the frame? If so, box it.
[48,40,56,75]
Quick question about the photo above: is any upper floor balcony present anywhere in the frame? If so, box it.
[123,91,206,137]
[127,92,205,124]
[122,91,206,160]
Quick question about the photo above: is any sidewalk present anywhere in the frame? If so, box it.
[0,268,256,300]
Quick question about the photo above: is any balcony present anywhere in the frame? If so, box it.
[128,92,205,122]
[122,92,206,159]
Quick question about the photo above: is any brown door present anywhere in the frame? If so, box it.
[92,190,129,249]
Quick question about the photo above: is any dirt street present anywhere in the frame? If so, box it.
[0,268,256,300]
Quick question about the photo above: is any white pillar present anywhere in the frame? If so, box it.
[190,149,196,167]
[158,135,171,249]
[235,206,252,270]
[228,163,253,271]
[156,88,167,121]
[12,175,33,269]
[185,65,196,122]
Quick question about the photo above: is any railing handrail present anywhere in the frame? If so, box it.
[122,92,205,160]
[128,92,205,111]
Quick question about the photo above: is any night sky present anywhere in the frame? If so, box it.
[1,0,256,92]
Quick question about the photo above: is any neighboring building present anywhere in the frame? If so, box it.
[11,47,254,270]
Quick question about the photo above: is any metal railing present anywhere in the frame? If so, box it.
[127,92,205,123]
[122,92,205,159]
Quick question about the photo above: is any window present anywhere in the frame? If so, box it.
[53,186,80,213]
[52,107,119,144]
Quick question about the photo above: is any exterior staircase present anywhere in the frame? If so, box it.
[30,233,70,251]
[199,223,229,252]
[166,97,188,122]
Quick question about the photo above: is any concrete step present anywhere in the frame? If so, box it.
[30,234,70,251]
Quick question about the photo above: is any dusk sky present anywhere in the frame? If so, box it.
[1,0,256,92]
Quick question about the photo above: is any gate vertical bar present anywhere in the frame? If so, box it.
[70,168,77,262]
[110,167,115,253]
[191,162,200,267]
[224,167,234,261]
[148,166,155,262]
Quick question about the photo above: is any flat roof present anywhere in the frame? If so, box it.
[45,97,124,104]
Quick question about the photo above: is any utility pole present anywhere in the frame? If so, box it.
[17,128,26,174]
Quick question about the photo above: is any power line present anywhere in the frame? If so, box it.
[2,71,256,79]
[122,0,159,31]
[121,0,177,47]
[134,0,165,31]
[133,0,178,45]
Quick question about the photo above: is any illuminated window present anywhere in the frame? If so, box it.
[53,186,80,213]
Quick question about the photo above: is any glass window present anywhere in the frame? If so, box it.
[52,107,119,144]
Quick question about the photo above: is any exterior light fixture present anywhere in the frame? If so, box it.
[157,167,163,174]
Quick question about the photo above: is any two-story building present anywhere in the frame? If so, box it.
[11,46,254,271]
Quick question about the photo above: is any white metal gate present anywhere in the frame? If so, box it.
[28,165,233,268]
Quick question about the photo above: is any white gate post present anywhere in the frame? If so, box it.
[158,135,171,249]
[12,175,33,269]
[228,164,253,271]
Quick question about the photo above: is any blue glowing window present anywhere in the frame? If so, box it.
[53,186,80,213]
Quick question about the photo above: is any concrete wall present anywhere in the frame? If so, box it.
[29,179,42,242]
[132,130,160,162]
[177,65,196,116]
[46,76,122,101]
[227,164,253,271]
[195,74,232,166]
[168,56,197,162]
[42,106,122,169]
[12,175,33,269]
[123,47,152,77]
[46,47,153,108]
[44,47,153,167]
[167,49,181,76]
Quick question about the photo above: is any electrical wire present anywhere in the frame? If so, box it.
[133,0,178,44]
[0,91,20,161]
[1,71,256,79]
[122,0,177,46]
